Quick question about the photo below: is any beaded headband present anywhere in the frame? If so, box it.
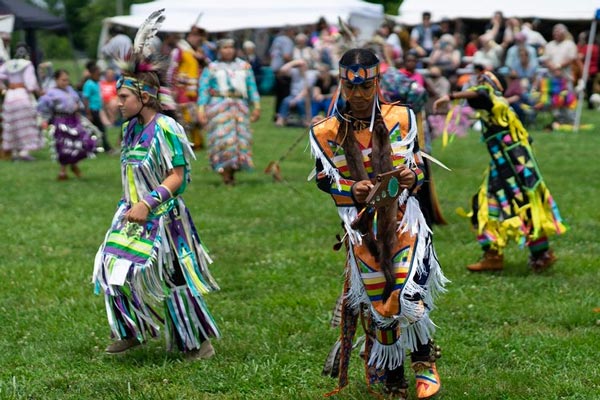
[338,62,380,85]
[116,76,158,98]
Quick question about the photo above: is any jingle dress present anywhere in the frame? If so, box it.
[198,57,260,172]
[37,85,96,165]
[310,104,447,393]
[93,114,220,351]
[464,84,567,252]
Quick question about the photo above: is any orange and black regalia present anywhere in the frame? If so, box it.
[310,103,448,396]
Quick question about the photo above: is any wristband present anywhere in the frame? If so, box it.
[142,185,173,210]
[448,92,455,100]
[409,167,424,192]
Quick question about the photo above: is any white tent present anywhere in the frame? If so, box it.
[104,0,383,34]
[398,0,600,25]
[0,14,14,33]
[99,0,384,60]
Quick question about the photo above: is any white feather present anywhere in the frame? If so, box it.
[132,9,165,60]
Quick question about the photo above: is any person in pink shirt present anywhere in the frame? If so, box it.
[398,52,425,87]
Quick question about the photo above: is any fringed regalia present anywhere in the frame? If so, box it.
[464,85,567,251]
[380,67,447,226]
[310,104,448,394]
[93,114,220,351]
[198,57,260,172]
[168,39,203,148]
[37,86,97,165]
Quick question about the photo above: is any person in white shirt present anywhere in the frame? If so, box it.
[521,20,547,55]
[101,25,132,74]
[410,11,441,56]
[544,24,577,78]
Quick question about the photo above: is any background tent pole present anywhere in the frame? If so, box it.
[574,9,600,132]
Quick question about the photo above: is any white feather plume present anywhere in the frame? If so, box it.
[132,8,165,60]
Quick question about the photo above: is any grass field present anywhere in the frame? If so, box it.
[0,98,599,400]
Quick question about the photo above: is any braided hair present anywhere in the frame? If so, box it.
[337,48,398,302]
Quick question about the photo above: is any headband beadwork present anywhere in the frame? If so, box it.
[116,76,159,98]
[339,62,380,85]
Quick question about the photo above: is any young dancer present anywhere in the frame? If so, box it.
[93,10,220,359]
[38,69,97,180]
[433,70,566,272]
[310,48,447,400]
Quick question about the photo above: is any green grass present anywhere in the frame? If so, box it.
[1,98,599,400]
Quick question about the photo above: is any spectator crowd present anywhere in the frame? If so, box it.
[1,11,598,164]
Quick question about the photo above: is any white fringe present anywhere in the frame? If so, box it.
[399,196,430,236]
[344,221,449,369]
[309,108,448,368]
[400,315,435,352]
[309,130,341,191]
[369,339,406,370]
[309,129,363,245]
[345,248,370,313]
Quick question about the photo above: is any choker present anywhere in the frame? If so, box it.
[344,113,371,131]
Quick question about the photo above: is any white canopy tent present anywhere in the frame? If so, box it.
[398,0,600,25]
[99,0,384,58]
[0,13,14,33]
[0,14,13,61]
[103,0,383,35]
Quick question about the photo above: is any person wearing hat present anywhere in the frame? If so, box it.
[433,70,567,273]
[311,47,447,400]
[167,25,207,149]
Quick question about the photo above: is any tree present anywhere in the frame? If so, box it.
[364,0,404,16]
[64,0,149,57]
[27,0,149,57]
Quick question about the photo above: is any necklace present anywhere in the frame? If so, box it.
[343,113,371,131]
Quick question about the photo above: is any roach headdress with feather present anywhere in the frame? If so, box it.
[114,9,174,108]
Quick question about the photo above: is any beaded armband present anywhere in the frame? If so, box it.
[141,185,174,211]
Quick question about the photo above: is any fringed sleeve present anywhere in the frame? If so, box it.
[155,115,196,194]
[315,159,357,204]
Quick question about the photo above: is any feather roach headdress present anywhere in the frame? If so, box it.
[114,9,175,110]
